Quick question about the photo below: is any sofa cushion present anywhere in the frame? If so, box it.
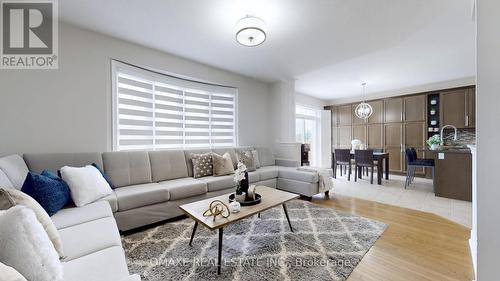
[248,171,260,183]
[62,246,130,281]
[190,153,213,178]
[0,169,14,189]
[58,217,122,262]
[114,183,168,211]
[148,150,188,182]
[256,147,275,166]
[60,165,113,207]
[198,175,235,192]
[23,153,104,175]
[256,166,279,180]
[0,261,27,281]
[278,167,319,183]
[0,154,29,189]
[98,193,118,213]
[212,148,237,168]
[159,177,207,200]
[102,151,152,188]
[51,201,113,230]
[184,149,211,177]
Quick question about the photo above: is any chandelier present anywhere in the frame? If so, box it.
[355,83,373,120]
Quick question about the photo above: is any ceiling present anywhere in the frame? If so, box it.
[59,0,475,100]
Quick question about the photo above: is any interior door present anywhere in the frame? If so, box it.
[384,98,403,123]
[384,123,403,172]
[404,95,426,122]
[338,105,352,126]
[441,89,467,128]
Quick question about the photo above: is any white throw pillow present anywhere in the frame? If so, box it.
[60,165,112,207]
[0,261,28,281]
[0,206,63,281]
[251,150,261,169]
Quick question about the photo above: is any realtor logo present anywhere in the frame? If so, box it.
[1,0,58,69]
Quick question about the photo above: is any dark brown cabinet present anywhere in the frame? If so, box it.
[441,88,475,128]
[384,98,403,123]
[331,127,338,148]
[367,123,383,148]
[338,126,352,148]
[404,95,426,122]
[338,105,352,126]
[384,123,403,172]
[352,125,367,144]
[404,122,426,173]
[329,106,339,127]
[367,100,384,124]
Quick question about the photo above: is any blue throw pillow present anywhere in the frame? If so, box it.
[91,163,115,189]
[21,170,71,216]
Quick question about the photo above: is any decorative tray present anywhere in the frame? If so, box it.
[228,193,262,206]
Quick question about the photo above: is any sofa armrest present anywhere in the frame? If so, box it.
[275,158,300,167]
[119,274,141,281]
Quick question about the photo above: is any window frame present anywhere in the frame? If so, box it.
[111,60,238,151]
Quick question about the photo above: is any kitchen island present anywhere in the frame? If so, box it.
[422,148,472,201]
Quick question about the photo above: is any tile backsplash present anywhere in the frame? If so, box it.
[442,129,476,145]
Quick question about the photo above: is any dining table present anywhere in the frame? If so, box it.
[331,151,390,185]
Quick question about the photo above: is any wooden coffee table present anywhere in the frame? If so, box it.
[179,186,299,275]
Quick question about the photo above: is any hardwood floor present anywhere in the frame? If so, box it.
[311,193,474,281]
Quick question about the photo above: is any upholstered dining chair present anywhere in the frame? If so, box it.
[354,149,375,184]
[333,149,352,181]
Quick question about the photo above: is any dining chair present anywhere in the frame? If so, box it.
[354,149,375,184]
[333,149,352,180]
[405,148,435,189]
[363,148,384,176]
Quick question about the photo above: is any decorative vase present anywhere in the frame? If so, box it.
[229,201,241,213]
[239,171,249,200]
[235,192,246,203]
[430,144,439,150]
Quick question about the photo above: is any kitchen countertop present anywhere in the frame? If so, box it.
[418,147,472,154]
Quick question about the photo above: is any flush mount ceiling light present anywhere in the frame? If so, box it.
[355,83,373,120]
[236,15,266,47]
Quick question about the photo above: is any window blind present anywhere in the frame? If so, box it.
[113,61,237,151]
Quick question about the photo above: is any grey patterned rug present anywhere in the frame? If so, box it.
[122,200,387,281]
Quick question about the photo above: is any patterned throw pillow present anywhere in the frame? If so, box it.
[212,152,235,176]
[236,150,257,172]
[191,153,213,178]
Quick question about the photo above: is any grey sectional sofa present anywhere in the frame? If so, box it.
[0,146,330,281]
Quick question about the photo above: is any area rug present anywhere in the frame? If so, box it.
[122,200,387,281]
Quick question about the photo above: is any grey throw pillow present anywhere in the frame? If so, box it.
[212,152,235,176]
[251,150,261,169]
[0,188,65,259]
[190,153,213,178]
[236,151,257,172]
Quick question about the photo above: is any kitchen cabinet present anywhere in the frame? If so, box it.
[329,106,339,127]
[404,95,426,122]
[331,127,338,148]
[367,123,383,149]
[338,126,352,149]
[367,100,384,124]
[384,98,403,123]
[384,123,403,172]
[441,88,475,128]
[429,150,472,201]
[404,122,426,173]
[352,125,367,144]
[338,105,352,126]
[466,88,476,128]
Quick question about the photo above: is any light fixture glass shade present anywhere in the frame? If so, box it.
[236,16,266,47]
[355,102,373,119]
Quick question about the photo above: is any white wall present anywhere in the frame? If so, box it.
[0,24,272,155]
[477,0,500,280]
